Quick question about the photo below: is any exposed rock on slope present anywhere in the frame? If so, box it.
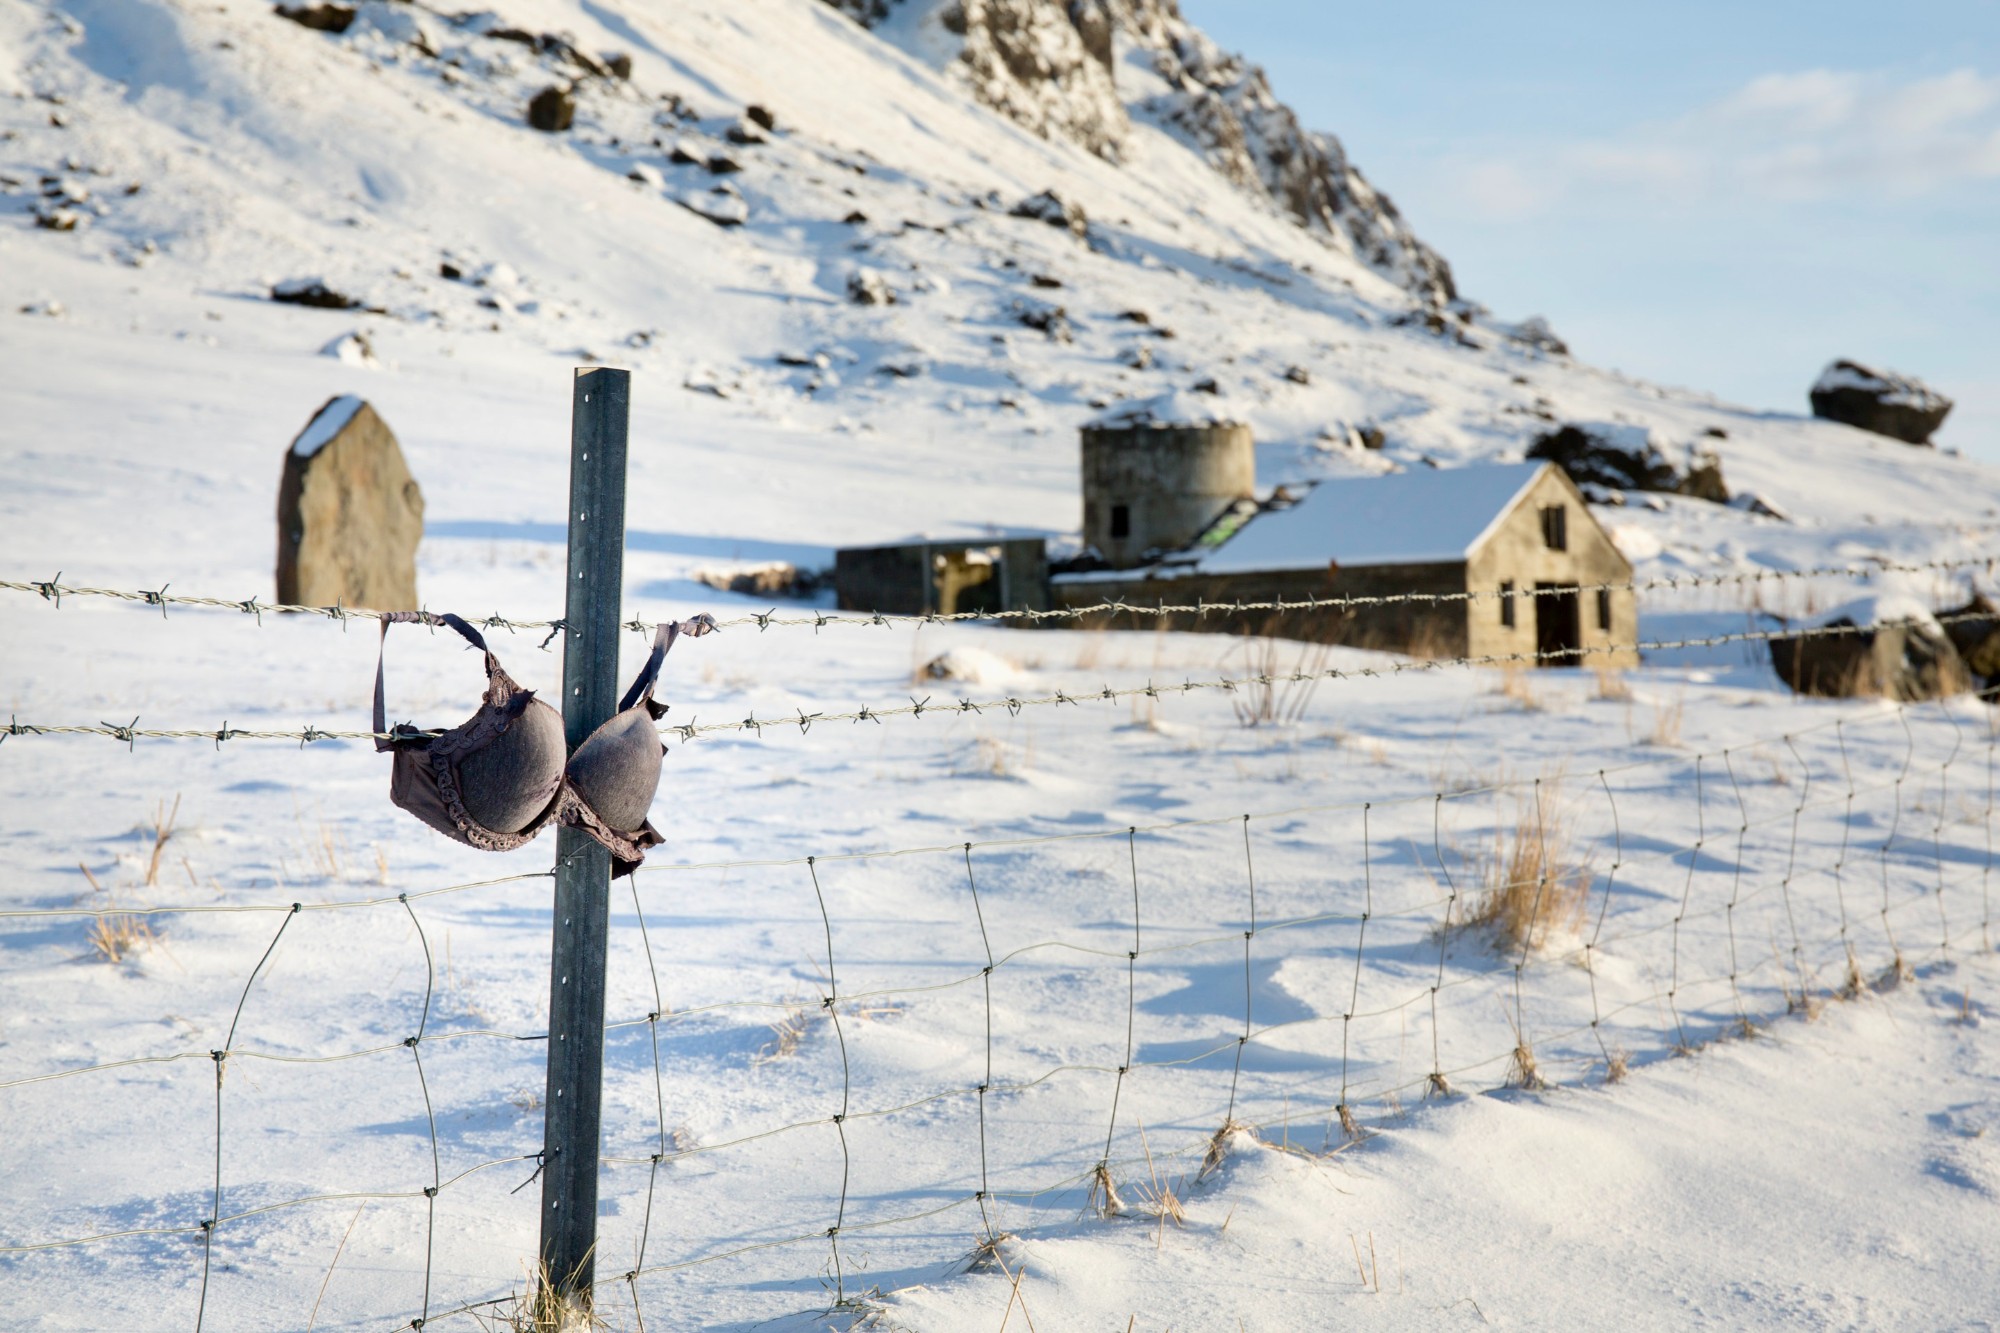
[826,0,1454,306]
[1528,423,1728,504]
[1809,360,1953,445]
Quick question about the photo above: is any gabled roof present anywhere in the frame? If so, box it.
[1196,461,1552,573]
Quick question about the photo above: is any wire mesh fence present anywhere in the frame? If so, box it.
[3,684,1992,1329]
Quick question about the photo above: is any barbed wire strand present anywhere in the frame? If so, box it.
[7,551,1997,635]
[13,610,1996,752]
[4,695,1990,1323]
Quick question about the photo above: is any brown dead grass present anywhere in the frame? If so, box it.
[1461,795,1593,954]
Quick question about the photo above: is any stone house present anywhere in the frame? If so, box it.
[1052,460,1638,667]
[834,534,1049,617]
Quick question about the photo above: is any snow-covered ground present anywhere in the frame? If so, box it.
[3,1,1999,1329]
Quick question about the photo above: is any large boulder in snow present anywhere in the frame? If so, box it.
[277,396,424,611]
[1769,597,1969,702]
[1809,360,1952,444]
[1527,423,1727,504]
[1940,594,2000,697]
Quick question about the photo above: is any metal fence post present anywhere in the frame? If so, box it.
[540,366,631,1316]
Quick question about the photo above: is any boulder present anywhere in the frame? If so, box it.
[275,2,356,32]
[273,276,358,309]
[527,85,575,133]
[1769,597,1969,702]
[1010,188,1087,238]
[1940,594,2000,697]
[1809,360,1952,444]
[1528,422,1727,503]
[277,396,424,611]
[847,268,896,305]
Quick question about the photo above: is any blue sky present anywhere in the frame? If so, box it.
[1179,0,2000,460]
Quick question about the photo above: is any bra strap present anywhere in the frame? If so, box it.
[373,611,491,749]
[618,614,717,713]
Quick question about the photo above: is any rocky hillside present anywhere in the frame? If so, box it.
[824,0,1456,306]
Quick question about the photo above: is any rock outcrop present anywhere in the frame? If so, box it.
[277,396,425,610]
[1527,423,1728,504]
[1809,360,1952,445]
[823,0,1454,306]
[1769,598,1969,702]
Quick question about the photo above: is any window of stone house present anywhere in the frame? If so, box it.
[1110,504,1130,540]
[1500,580,1516,628]
[1540,505,1567,551]
[1597,586,1612,630]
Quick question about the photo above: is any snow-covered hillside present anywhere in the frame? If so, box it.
[4,2,2000,1331]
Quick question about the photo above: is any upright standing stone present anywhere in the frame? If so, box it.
[276,395,424,610]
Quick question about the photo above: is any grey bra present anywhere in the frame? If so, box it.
[373,611,712,876]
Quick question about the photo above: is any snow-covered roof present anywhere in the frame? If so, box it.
[1197,461,1551,572]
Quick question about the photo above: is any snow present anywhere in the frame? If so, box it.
[1814,359,1951,412]
[2,0,1999,1328]
[1199,462,1549,572]
[1087,386,1247,429]
[1810,592,1939,630]
[289,392,366,457]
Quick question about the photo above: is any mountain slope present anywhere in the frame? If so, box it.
[2,0,1996,593]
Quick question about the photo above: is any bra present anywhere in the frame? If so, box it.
[373,611,712,876]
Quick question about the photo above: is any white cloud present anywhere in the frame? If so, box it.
[1451,67,2000,217]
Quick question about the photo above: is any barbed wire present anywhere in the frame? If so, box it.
[9,609,1992,749]
[4,694,1991,1328]
[4,551,1995,637]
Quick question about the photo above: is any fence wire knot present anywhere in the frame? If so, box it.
[33,571,61,606]
[239,596,263,624]
[299,725,328,749]
[102,716,139,750]
[796,709,823,734]
[537,618,566,651]
[213,722,236,750]
[754,609,776,631]
[142,584,170,618]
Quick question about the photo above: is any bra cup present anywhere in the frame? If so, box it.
[456,698,567,834]
[564,707,665,833]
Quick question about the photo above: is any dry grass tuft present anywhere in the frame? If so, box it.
[1086,1161,1125,1218]
[961,1230,1019,1274]
[465,1259,613,1332]
[1491,666,1542,711]
[1508,1038,1545,1091]
[1603,1047,1630,1083]
[753,999,818,1065]
[144,795,180,887]
[1425,1070,1453,1099]
[1228,634,1333,727]
[1460,795,1593,954]
[1198,1119,1252,1181]
[86,907,157,963]
[1128,1119,1186,1250]
[1335,1101,1367,1143]
[1641,694,1684,747]
[1592,664,1633,702]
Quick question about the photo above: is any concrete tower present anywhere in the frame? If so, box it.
[1080,419,1254,568]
